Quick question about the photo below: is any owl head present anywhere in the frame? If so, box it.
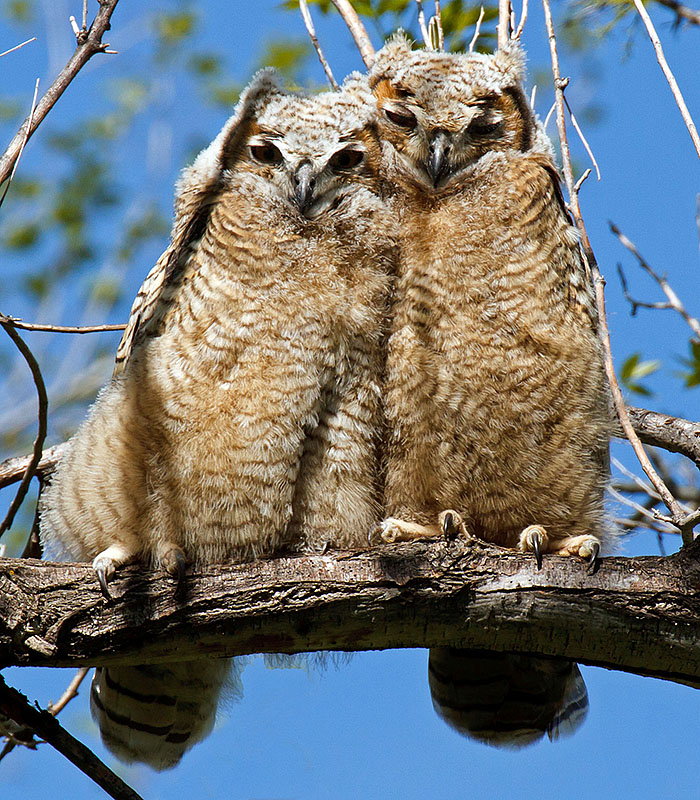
[177,70,383,225]
[369,33,545,190]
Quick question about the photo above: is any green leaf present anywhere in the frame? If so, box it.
[619,352,660,396]
[4,221,39,249]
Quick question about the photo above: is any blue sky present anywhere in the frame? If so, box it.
[1,1,699,798]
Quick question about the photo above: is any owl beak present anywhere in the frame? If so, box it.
[427,130,452,187]
[293,161,317,214]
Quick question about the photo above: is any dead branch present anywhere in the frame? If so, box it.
[470,7,486,52]
[498,0,511,47]
[0,675,143,800]
[415,1,432,47]
[2,541,700,690]
[0,0,120,188]
[329,0,375,68]
[632,0,700,160]
[0,37,36,59]
[0,313,126,335]
[611,224,700,339]
[431,1,445,51]
[0,443,67,490]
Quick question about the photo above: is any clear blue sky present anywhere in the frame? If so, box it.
[1,2,699,798]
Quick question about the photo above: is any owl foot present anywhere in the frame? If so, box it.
[519,525,548,570]
[372,517,443,544]
[550,535,601,568]
[92,545,138,599]
[438,509,469,539]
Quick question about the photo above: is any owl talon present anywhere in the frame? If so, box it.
[532,535,542,570]
[96,567,111,599]
[439,509,467,540]
[519,525,548,570]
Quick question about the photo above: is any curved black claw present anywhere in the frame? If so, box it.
[96,568,111,600]
[442,512,460,539]
[533,536,543,571]
[174,550,187,595]
[587,542,601,573]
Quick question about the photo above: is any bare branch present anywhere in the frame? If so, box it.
[0,675,143,800]
[0,0,121,188]
[0,77,39,209]
[0,443,67,491]
[470,7,486,52]
[3,543,700,690]
[0,313,126,335]
[299,0,339,89]
[564,97,601,181]
[632,0,700,160]
[329,0,375,68]
[432,1,445,51]
[0,37,36,58]
[610,223,700,339]
[498,0,511,47]
[48,668,90,716]
[0,322,47,538]
[514,0,529,39]
[573,168,592,194]
[415,1,432,47]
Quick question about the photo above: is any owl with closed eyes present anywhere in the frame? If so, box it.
[369,35,611,746]
[40,71,397,769]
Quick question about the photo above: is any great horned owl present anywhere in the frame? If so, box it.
[369,35,610,746]
[40,71,396,769]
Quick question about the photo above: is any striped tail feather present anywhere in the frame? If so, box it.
[90,659,231,771]
[428,647,589,748]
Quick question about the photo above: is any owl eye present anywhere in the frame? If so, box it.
[250,143,283,164]
[468,118,503,137]
[329,148,364,171]
[384,107,417,129]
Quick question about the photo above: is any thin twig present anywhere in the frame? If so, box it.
[564,97,601,180]
[514,0,529,39]
[329,0,375,68]
[0,37,36,58]
[0,322,47,537]
[530,84,537,109]
[469,7,486,52]
[415,1,432,47]
[299,0,339,89]
[498,0,511,47]
[543,101,555,130]
[0,676,144,800]
[82,0,88,33]
[48,669,90,716]
[610,223,700,339]
[433,0,445,51]
[0,313,126,334]
[0,0,121,187]
[541,0,692,542]
[573,168,592,194]
[632,0,700,160]
[608,486,678,531]
[0,78,39,209]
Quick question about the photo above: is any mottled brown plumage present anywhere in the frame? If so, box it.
[40,71,396,769]
[369,35,611,746]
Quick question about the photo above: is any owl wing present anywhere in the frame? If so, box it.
[528,151,599,333]
[113,69,281,375]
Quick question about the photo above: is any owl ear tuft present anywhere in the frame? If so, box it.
[369,30,414,86]
[490,39,527,86]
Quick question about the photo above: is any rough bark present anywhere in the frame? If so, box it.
[2,538,700,686]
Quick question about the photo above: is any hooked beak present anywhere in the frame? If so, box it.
[427,130,452,187]
[293,161,317,214]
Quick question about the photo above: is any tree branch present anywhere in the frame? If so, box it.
[0,0,121,188]
[0,675,144,800]
[656,0,700,26]
[2,541,700,688]
[622,407,700,470]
